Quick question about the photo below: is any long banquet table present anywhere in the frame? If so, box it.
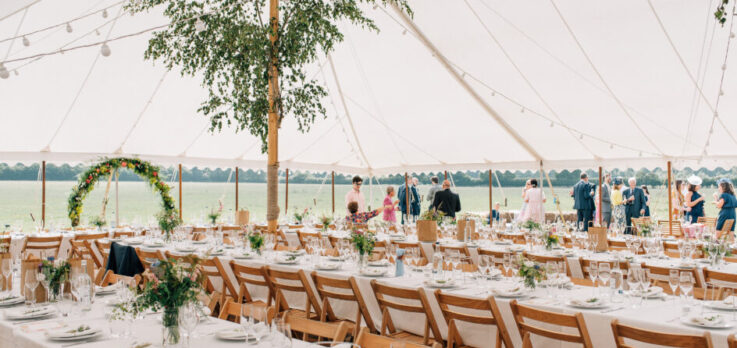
[5,227,737,348]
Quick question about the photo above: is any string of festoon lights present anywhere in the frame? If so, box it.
[0,1,125,45]
[698,2,737,162]
[374,5,659,159]
[0,2,235,79]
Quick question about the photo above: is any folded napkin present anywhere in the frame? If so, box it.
[690,314,723,326]
[723,296,737,305]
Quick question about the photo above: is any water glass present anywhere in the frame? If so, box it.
[179,303,200,348]
[24,269,38,306]
[272,318,292,348]
[57,292,72,317]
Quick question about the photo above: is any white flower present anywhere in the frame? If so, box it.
[524,261,534,268]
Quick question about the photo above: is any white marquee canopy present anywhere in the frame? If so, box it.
[1,0,736,175]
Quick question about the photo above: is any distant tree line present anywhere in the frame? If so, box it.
[0,162,735,187]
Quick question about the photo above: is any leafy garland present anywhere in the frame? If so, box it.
[67,157,177,227]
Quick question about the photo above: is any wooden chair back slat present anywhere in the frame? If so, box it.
[355,327,442,348]
[310,272,375,337]
[370,280,442,346]
[22,236,63,260]
[611,319,713,348]
[510,300,593,348]
[434,290,513,348]
[283,310,351,343]
[229,261,273,306]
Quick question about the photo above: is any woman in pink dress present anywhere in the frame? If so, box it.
[521,179,546,223]
[383,186,399,223]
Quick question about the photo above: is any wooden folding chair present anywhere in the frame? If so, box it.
[218,298,275,324]
[73,232,107,242]
[434,290,513,348]
[229,261,274,309]
[509,300,593,348]
[134,248,164,271]
[310,272,375,337]
[611,319,712,348]
[355,327,443,348]
[719,219,735,240]
[437,244,471,257]
[697,217,718,229]
[395,242,428,267]
[729,334,737,348]
[265,267,322,319]
[580,258,636,282]
[22,235,63,259]
[643,264,703,290]
[69,239,95,261]
[112,231,135,238]
[99,270,141,287]
[370,280,443,346]
[657,220,683,237]
[296,231,321,250]
[703,268,737,299]
[524,253,570,277]
[94,239,111,269]
[283,309,351,343]
[478,249,514,274]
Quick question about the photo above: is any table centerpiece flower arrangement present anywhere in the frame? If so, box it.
[89,216,106,231]
[247,231,265,255]
[114,256,202,347]
[521,219,541,232]
[420,208,446,226]
[636,221,655,237]
[542,230,559,250]
[517,256,545,289]
[157,209,182,242]
[207,200,223,225]
[293,208,309,224]
[319,214,333,233]
[39,258,70,301]
[350,227,376,269]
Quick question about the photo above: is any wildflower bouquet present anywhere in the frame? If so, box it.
[518,256,545,289]
[293,208,309,224]
[350,228,376,257]
[39,258,70,299]
[521,219,541,231]
[420,208,446,226]
[157,209,182,241]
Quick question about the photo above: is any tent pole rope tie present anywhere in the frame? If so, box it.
[310,171,331,208]
[464,0,597,158]
[549,0,665,156]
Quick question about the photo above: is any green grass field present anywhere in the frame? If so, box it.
[0,181,719,231]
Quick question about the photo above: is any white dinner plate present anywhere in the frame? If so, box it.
[175,247,197,253]
[566,298,608,309]
[95,285,117,296]
[46,325,102,341]
[627,287,664,299]
[705,301,737,311]
[5,306,56,320]
[314,263,341,271]
[490,288,529,298]
[681,315,734,329]
[423,279,456,289]
[368,260,390,267]
[0,296,25,307]
[359,268,387,277]
[275,258,299,265]
[215,328,247,341]
[232,252,255,259]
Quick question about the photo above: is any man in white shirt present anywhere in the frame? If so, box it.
[345,175,365,214]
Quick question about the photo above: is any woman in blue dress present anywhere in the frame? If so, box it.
[685,176,705,224]
[641,185,651,217]
[716,179,737,234]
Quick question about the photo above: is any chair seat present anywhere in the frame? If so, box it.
[388,331,429,345]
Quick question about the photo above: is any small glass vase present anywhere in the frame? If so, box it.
[163,231,172,243]
[162,307,181,347]
[357,253,367,270]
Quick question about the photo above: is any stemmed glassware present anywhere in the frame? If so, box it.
[272,317,292,347]
[638,268,651,306]
[598,263,611,299]
[626,267,640,308]
[477,255,491,280]
[669,270,680,303]
[1,259,11,294]
[502,254,512,277]
[588,262,598,296]
[24,269,39,306]
[679,272,694,305]
[179,302,200,348]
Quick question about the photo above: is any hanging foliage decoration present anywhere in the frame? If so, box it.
[67,157,177,227]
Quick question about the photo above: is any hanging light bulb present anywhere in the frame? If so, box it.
[0,64,9,79]
[13,70,18,76]
[95,29,100,36]
[579,133,584,139]
[461,72,466,78]
[638,151,643,157]
[22,36,29,47]
[731,32,736,39]
[722,63,728,71]
[102,9,108,18]
[194,18,206,33]
[720,89,725,96]
[706,139,710,146]
[520,107,525,113]
[100,42,111,57]
[491,91,495,96]
[549,121,554,128]
[402,29,407,35]
[373,4,378,9]
[66,23,73,33]
[610,144,614,150]
[710,127,714,134]
[714,111,720,118]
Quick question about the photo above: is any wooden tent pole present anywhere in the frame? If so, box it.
[668,160,672,236]
[101,168,114,217]
[331,171,335,214]
[235,167,239,211]
[598,166,603,226]
[178,164,182,219]
[444,171,448,180]
[41,161,46,228]
[266,0,280,233]
[285,169,289,214]
[488,169,492,229]
[115,170,119,227]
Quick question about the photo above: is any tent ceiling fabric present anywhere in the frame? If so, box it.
[0,0,735,174]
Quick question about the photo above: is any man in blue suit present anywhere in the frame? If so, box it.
[622,177,646,235]
[571,173,596,231]
[398,180,419,225]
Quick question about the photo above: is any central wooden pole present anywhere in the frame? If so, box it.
[285,168,289,214]
[235,167,239,211]
[488,169,492,229]
[404,173,410,224]
[266,0,280,232]
[444,171,448,180]
[667,160,673,236]
[41,161,46,228]
[598,166,603,226]
[331,171,335,214]
[178,164,182,219]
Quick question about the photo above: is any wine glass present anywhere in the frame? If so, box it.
[502,254,511,277]
[24,269,39,306]
[626,267,640,308]
[679,272,694,304]
[241,304,259,344]
[272,318,292,347]
[588,262,598,296]
[667,269,680,301]
[179,302,200,348]
[1,259,11,294]
[478,255,490,280]
[638,268,651,306]
[598,263,611,297]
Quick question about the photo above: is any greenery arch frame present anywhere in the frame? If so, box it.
[68,157,177,227]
